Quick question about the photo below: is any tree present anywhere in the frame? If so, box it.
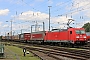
[82,22,90,32]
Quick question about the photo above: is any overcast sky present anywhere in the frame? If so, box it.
[0,0,90,35]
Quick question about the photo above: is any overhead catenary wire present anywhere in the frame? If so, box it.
[48,0,89,18]
[51,0,72,14]
[8,0,90,23]
[21,0,48,13]
[57,1,90,17]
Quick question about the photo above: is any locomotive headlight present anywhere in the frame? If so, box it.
[83,36,86,38]
[76,36,79,38]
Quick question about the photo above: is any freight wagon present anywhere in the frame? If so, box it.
[19,33,31,42]
[30,31,46,44]
[31,31,45,40]
[5,36,11,40]
[12,35,19,42]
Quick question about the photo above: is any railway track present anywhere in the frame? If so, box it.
[36,45,90,58]
[1,43,90,60]
[4,42,90,60]
[80,42,90,49]
[21,45,90,60]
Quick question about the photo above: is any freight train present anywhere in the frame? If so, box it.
[2,27,88,46]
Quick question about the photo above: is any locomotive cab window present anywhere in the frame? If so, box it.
[75,30,85,34]
[70,31,72,34]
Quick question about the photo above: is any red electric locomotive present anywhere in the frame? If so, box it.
[44,28,87,45]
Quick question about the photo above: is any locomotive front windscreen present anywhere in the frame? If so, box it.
[75,30,85,34]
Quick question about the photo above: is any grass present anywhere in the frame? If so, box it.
[5,45,40,60]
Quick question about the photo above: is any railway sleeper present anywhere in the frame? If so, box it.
[48,54,63,60]
[27,47,89,60]
[11,42,90,60]
[24,45,90,59]
[35,48,88,60]
[54,51,90,59]
[50,52,88,60]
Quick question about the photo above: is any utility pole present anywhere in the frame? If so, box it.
[11,20,12,40]
[33,21,38,32]
[48,6,52,31]
[43,22,45,31]
[6,20,12,40]
[31,25,34,40]
[21,29,22,34]
[31,25,33,33]
[31,25,35,33]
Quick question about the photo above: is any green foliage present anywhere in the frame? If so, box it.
[0,36,2,41]
[82,22,90,32]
